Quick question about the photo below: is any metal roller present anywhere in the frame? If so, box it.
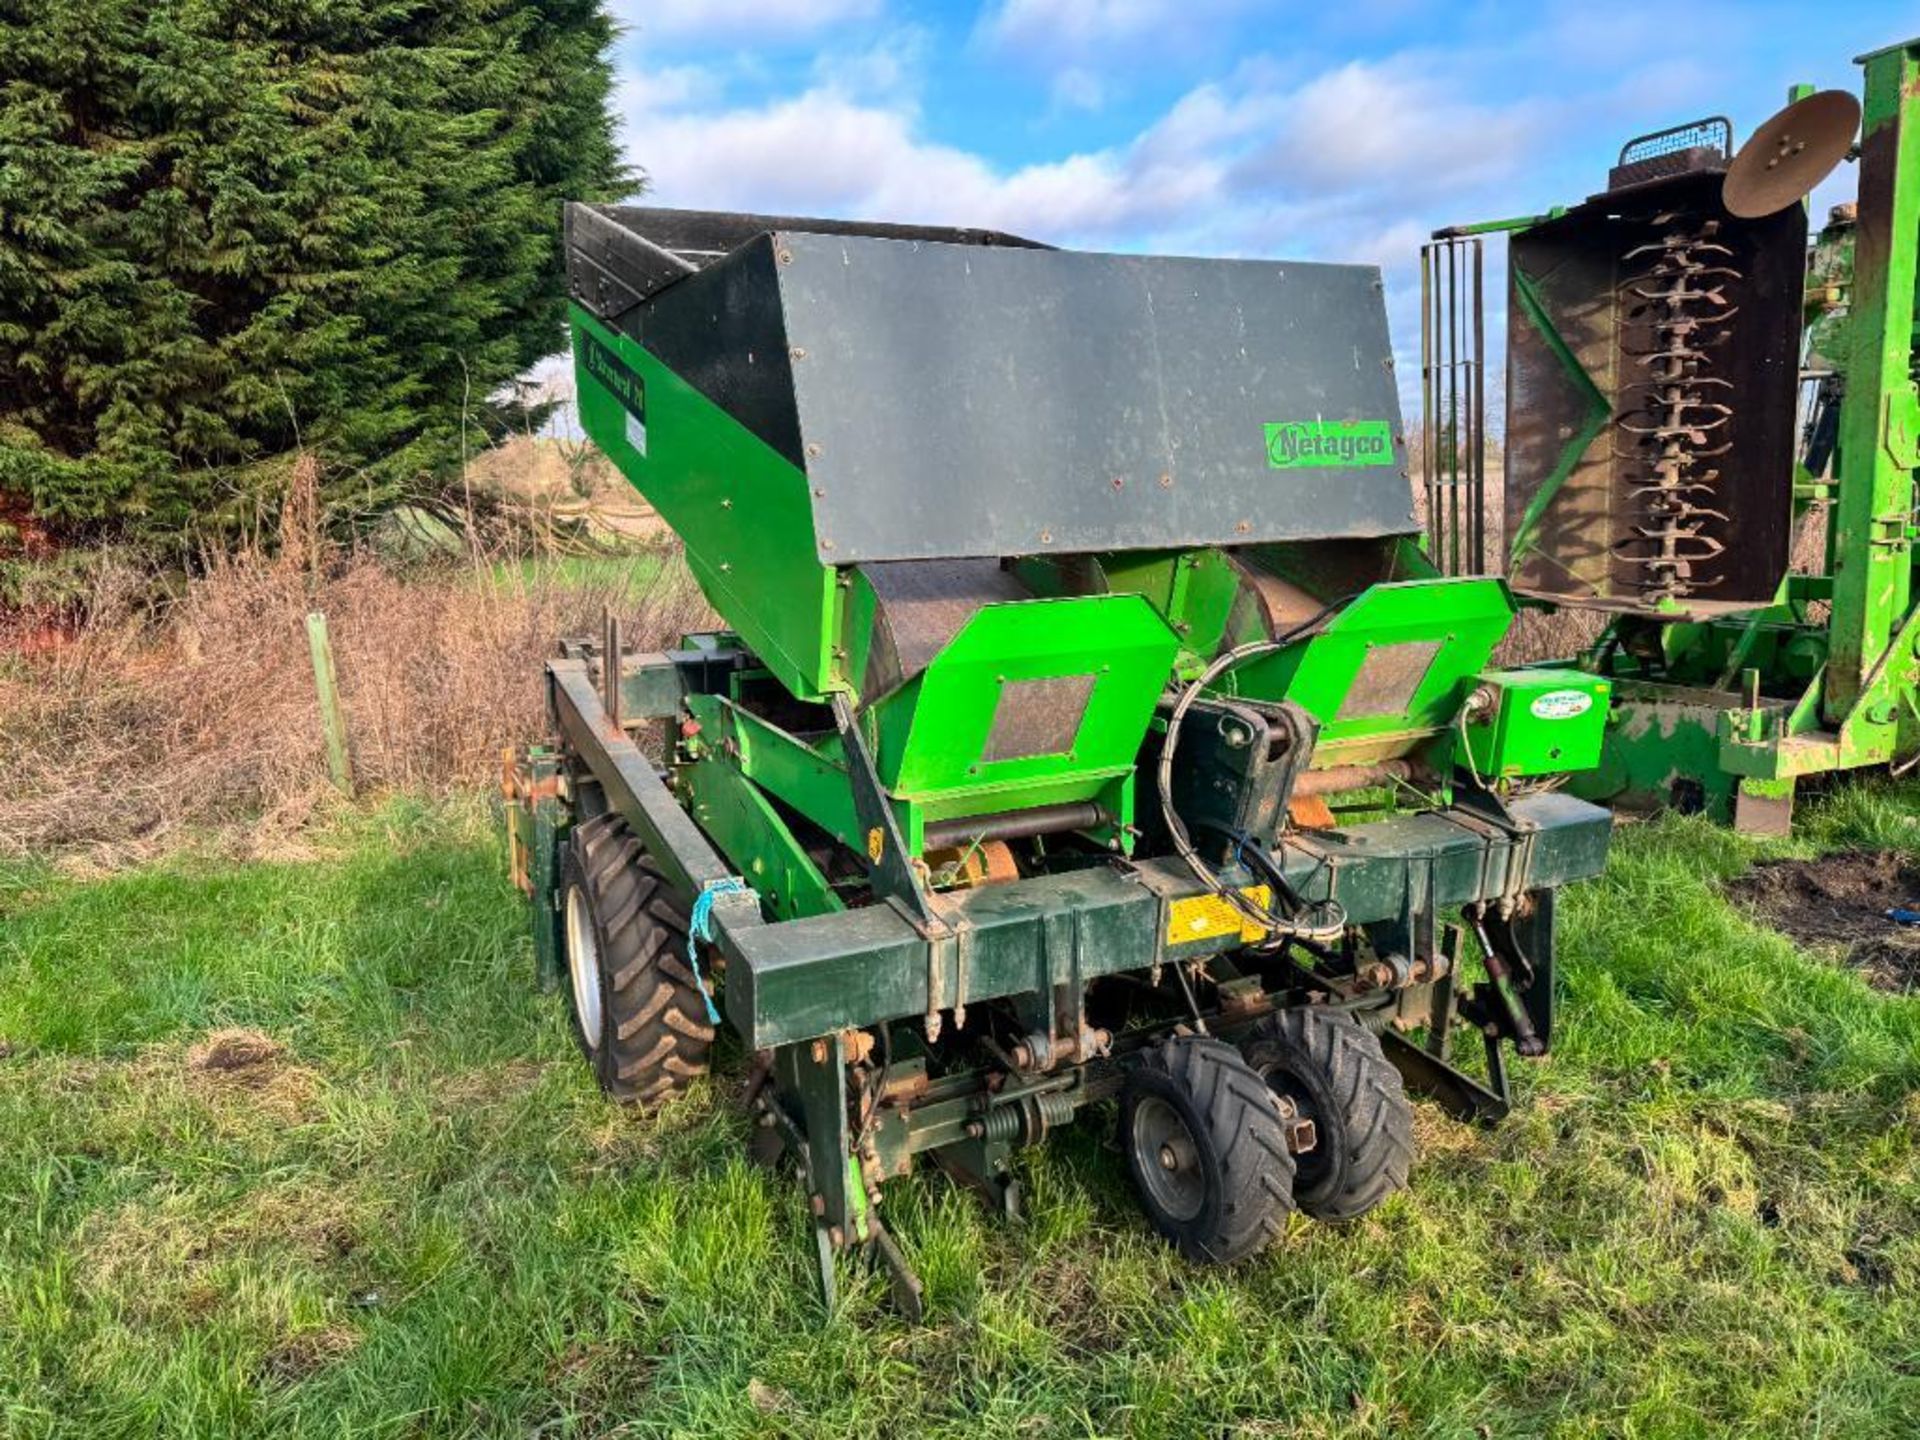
[1614,217,1744,605]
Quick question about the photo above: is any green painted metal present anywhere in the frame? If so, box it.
[870,594,1177,810]
[504,746,567,991]
[1462,669,1611,779]
[1223,578,1516,766]
[1436,211,1564,238]
[1264,419,1396,470]
[721,791,1608,1050]
[572,307,840,702]
[548,657,760,922]
[678,754,844,922]
[1020,549,1245,668]
[1567,680,1738,817]
[687,693,866,853]
[835,568,882,701]
[1827,40,1920,727]
[683,595,1167,856]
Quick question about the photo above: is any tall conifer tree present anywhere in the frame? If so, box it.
[0,0,627,549]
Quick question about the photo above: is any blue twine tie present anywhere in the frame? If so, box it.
[687,877,754,1025]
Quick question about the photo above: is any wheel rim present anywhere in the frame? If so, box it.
[1266,1066,1330,1190]
[1132,1094,1205,1222]
[564,885,603,1049]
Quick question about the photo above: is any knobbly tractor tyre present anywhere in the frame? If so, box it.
[1243,1008,1413,1222]
[1119,1035,1296,1263]
[559,813,714,1103]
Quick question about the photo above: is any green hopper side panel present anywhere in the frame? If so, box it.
[869,593,1179,811]
[1225,578,1515,766]
[572,306,837,700]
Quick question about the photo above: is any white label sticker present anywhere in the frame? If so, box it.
[625,408,648,457]
[1530,689,1593,720]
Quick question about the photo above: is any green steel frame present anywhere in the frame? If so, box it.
[1432,37,1920,833]
[512,618,1611,1311]
[508,203,1621,1313]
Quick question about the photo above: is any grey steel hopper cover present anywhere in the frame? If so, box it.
[633,225,1418,564]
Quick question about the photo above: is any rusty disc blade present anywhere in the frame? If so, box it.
[1723,90,1860,218]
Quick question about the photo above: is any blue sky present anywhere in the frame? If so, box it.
[552,2,1916,417]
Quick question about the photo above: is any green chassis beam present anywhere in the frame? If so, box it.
[1828,38,1920,726]
[547,656,764,939]
[548,646,1609,1051]
[721,790,1608,1049]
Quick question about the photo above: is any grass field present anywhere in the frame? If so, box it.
[4,789,1920,1438]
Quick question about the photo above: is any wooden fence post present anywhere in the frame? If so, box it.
[306,610,355,797]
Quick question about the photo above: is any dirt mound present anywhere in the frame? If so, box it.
[187,1027,285,1086]
[182,1027,317,1122]
[1723,851,1920,993]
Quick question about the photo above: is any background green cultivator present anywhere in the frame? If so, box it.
[1424,36,1920,835]
[506,205,1613,1312]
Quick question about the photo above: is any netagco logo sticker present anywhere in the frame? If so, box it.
[1530,689,1594,721]
[580,329,647,455]
[1265,419,1395,470]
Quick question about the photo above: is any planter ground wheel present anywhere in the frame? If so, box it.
[1118,1034,1296,1263]
[559,813,715,1103]
[1243,1007,1413,1221]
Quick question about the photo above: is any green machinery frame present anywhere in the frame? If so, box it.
[508,206,1617,1311]
[509,633,1610,1310]
[1425,39,1920,833]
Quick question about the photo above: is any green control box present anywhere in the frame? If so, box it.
[1461,669,1611,779]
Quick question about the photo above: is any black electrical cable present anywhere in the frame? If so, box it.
[1155,595,1360,942]
[1230,828,1311,924]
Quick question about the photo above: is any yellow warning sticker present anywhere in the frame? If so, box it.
[1167,885,1273,946]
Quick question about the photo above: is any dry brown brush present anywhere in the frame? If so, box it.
[0,527,707,862]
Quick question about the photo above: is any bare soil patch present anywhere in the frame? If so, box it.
[188,1027,285,1084]
[1723,850,1920,993]
[182,1026,319,1122]
[259,1326,359,1385]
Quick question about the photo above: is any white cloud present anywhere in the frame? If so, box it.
[1049,66,1108,112]
[976,0,1259,58]
[607,0,881,41]
[611,63,714,117]
[809,29,928,101]
[629,88,1197,240]
[616,42,1546,264]
[1230,57,1540,197]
